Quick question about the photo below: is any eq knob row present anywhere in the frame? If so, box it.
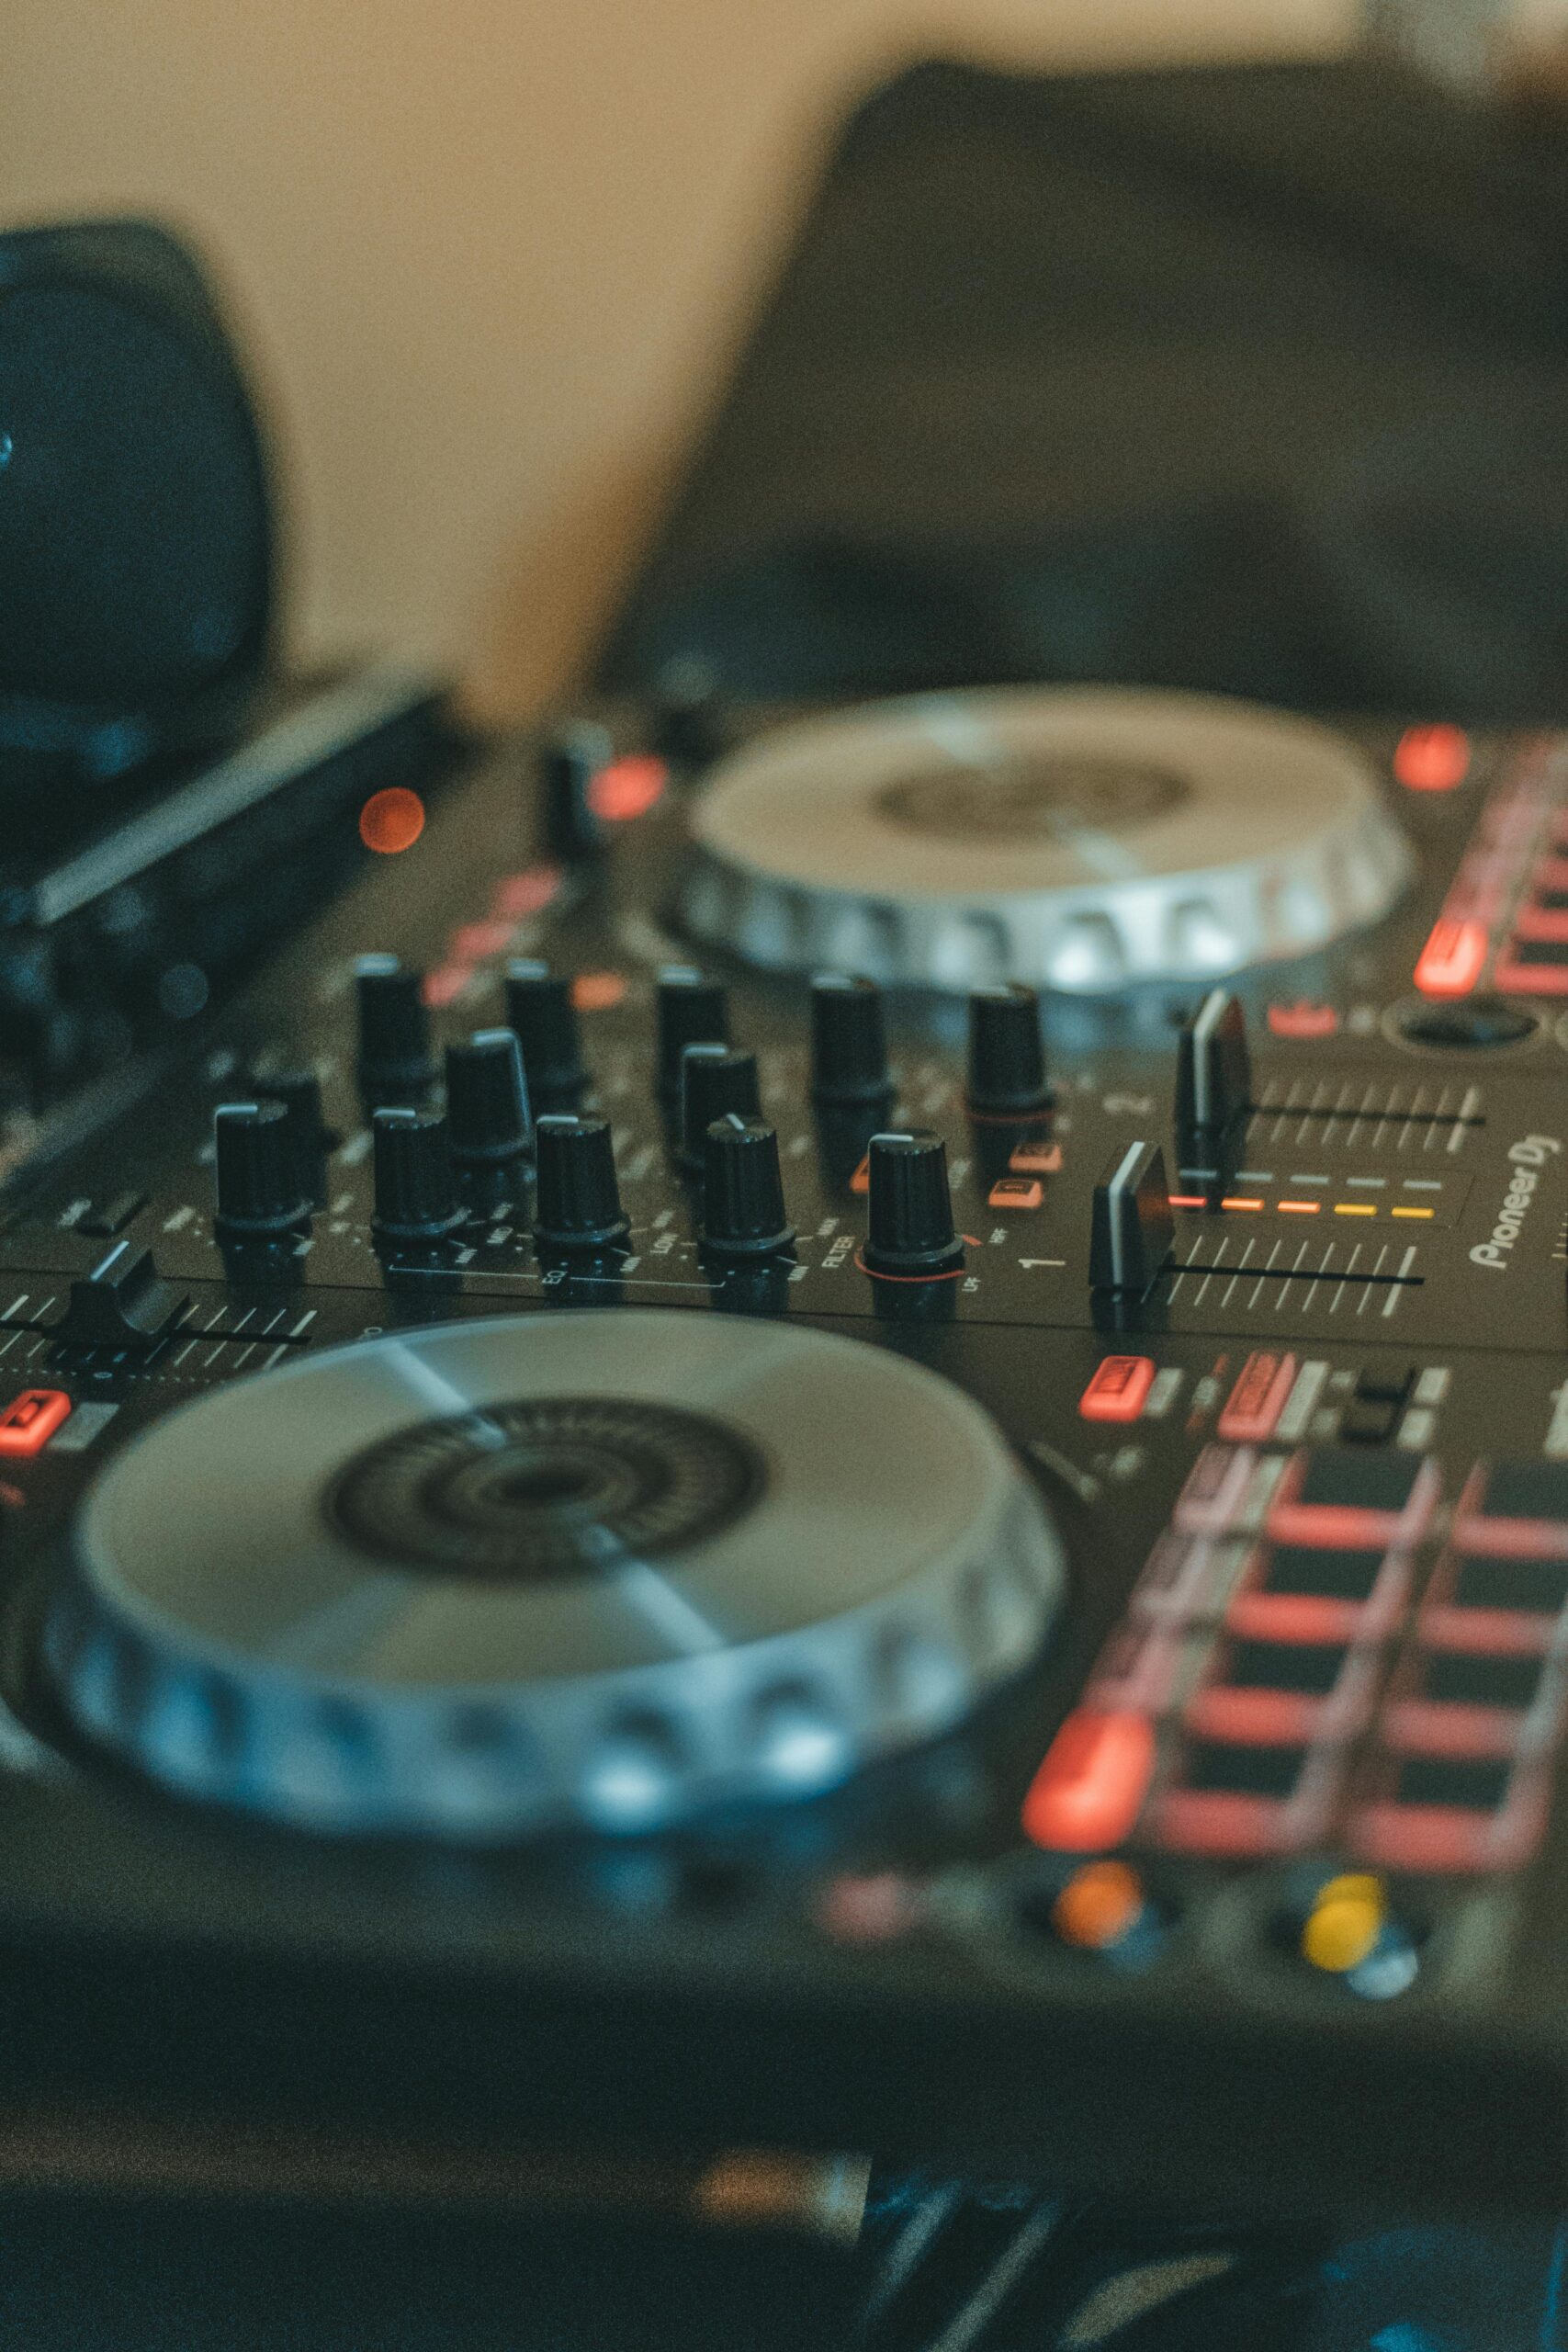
[354,955,586,1109]
[217,1028,531,1233]
[209,1087,896,1271]
[355,954,1055,1125]
[659,966,1051,1117]
[367,1107,628,1249]
[364,1055,529,1242]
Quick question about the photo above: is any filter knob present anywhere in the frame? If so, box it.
[863,1130,964,1277]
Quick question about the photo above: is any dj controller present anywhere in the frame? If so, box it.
[1,683,1566,2221]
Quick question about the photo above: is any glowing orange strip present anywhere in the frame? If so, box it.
[1277,1200,1320,1214]
[1414,917,1486,998]
[1219,1196,1264,1212]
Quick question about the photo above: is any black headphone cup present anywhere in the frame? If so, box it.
[0,217,276,791]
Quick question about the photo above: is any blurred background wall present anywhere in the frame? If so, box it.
[2,1,1355,717]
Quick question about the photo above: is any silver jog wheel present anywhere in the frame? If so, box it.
[43,1312,1065,1840]
[680,685,1411,991]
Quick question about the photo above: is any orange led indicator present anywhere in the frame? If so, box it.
[587,753,668,823]
[1414,918,1487,998]
[1051,1860,1146,1952]
[570,970,626,1012]
[850,1154,872,1197]
[1393,724,1471,793]
[358,786,425,855]
[1278,1199,1320,1215]
[1219,1196,1264,1213]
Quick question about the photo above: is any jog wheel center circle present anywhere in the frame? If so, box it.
[329,1396,766,1581]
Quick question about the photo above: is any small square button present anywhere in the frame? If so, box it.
[0,1390,72,1456]
[78,1192,147,1239]
[1451,1556,1568,1616]
[1423,1651,1545,1711]
[1261,1546,1385,1601]
[1393,1756,1513,1813]
[1269,1447,1438,1549]
[1184,1740,1309,1798]
[1355,1364,1416,1405]
[987,1176,1043,1211]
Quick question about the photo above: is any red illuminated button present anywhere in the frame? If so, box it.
[1509,900,1568,944]
[1268,1448,1439,1551]
[1079,1356,1157,1423]
[1451,1461,1568,1559]
[1380,1644,1557,1760]
[1227,1544,1410,1645]
[849,1154,871,1197]
[1267,1001,1339,1040]
[1393,724,1471,793]
[987,1176,1043,1211]
[1414,918,1487,998]
[1021,1708,1156,1851]
[0,1389,71,1456]
[1217,1352,1297,1442]
[1351,1757,1550,1874]
[1492,951,1568,997]
[1184,1635,1376,1747]
[1151,1740,1338,1858]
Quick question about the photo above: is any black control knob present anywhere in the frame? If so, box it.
[532,1114,630,1250]
[539,720,612,862]
[700,1115,795,1258]
[503,960,586,1098]
[680,1045,761,1169]
[966,982,1050,1116]
[250,1066,333,1205]
[355,955,435,1105]
[656,967,728,1100]
[1089,1139,1174,1295]
[810,974,890,1106]
[212,1102,311,1240]
[863,1129,964,1276]
[445,1029,532,1170]
[1175,989,1251,1137]
[57,1241,189,1347]
[371,1107,463,1240]
[650,668,721,767]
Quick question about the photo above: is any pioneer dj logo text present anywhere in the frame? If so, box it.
[1469,1136,1562,1272]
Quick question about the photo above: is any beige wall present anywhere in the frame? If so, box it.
[4,2,1355,716]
